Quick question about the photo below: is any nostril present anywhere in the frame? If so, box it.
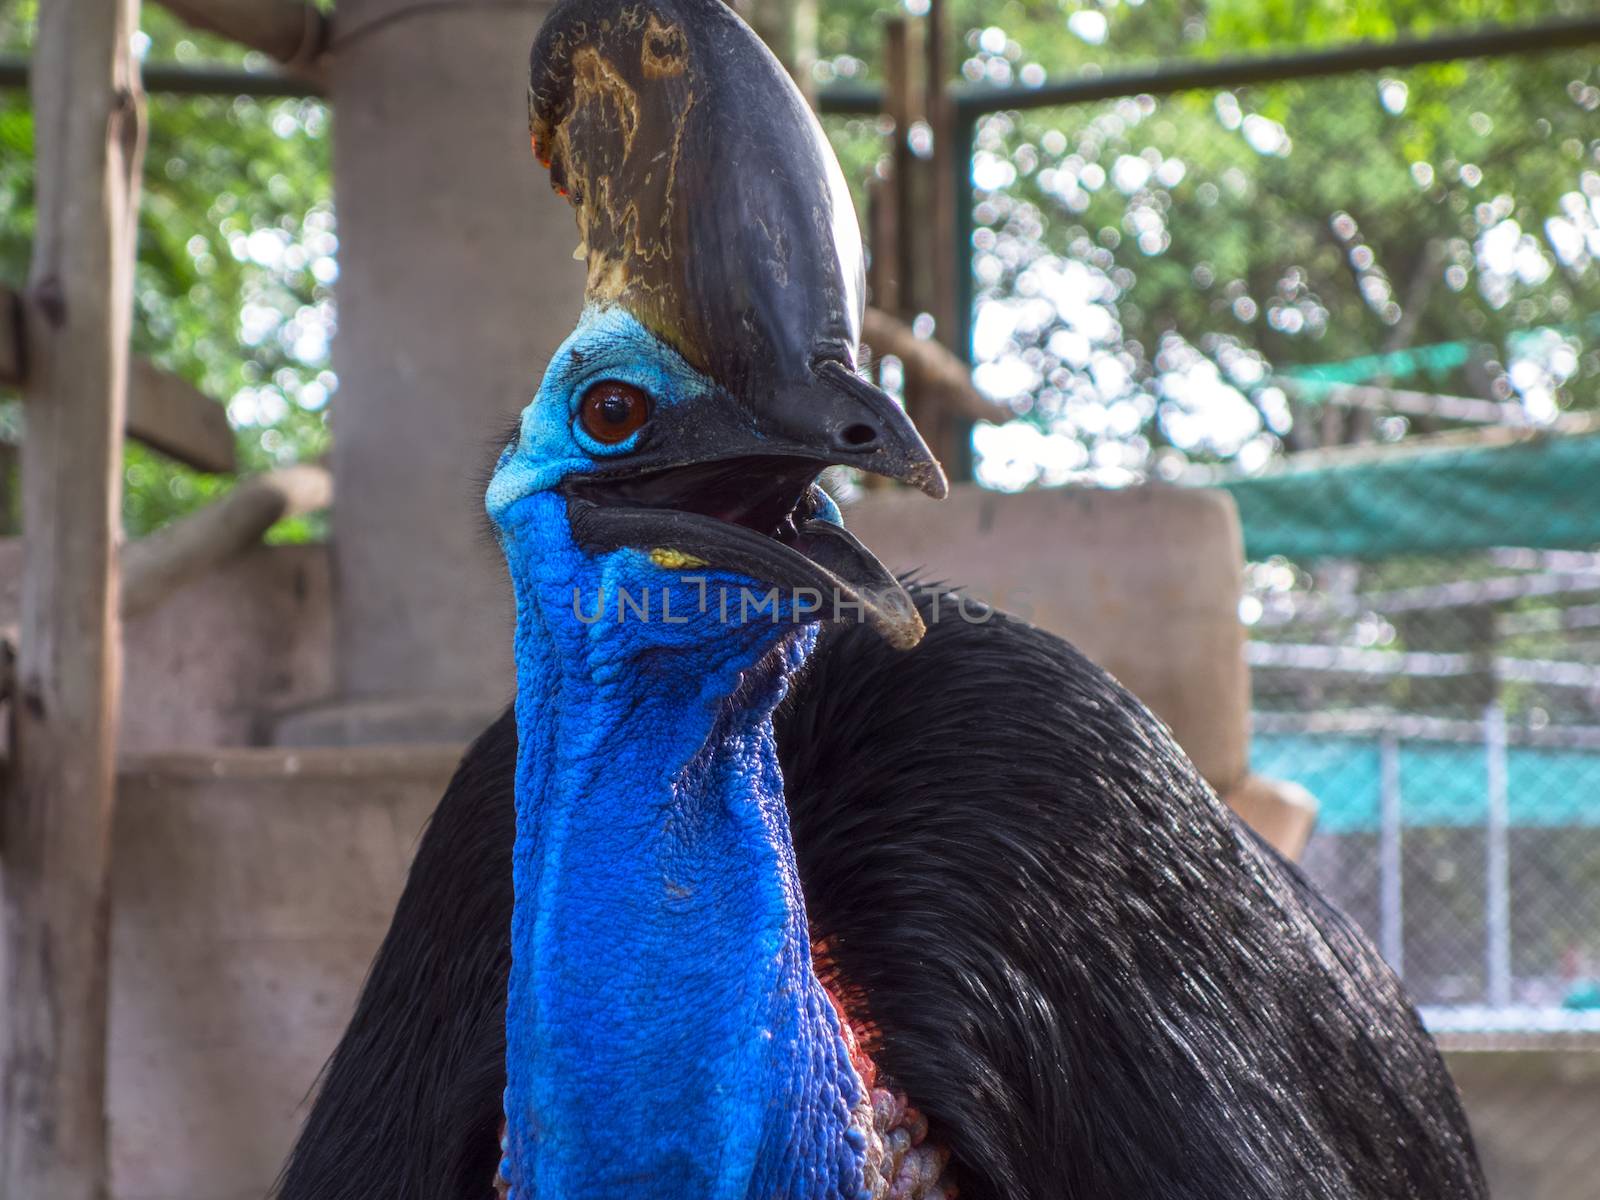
[838,422,880,450]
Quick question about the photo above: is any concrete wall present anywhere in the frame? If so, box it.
[108,747,457,1200]
[2,482,1255,792]
[0,539,333,755]
[3,481,1254,783]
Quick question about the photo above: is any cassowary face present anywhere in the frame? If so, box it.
[491,0,948,652]
[486,301,930,651]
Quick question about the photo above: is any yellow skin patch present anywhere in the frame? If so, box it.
[649,548,708,569]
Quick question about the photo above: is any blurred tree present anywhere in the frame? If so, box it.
[813,0,1598,488]
[0,2,332,538]
[2,0,1595,525]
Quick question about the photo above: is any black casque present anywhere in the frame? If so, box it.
[528,0,946,497]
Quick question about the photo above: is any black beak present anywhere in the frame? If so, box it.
[562,362,941,650]
[781,361,948,501]
[567,471,925,650]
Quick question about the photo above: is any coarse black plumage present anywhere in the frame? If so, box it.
[274,585,1486,1200]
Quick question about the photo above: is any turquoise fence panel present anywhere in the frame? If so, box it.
[1399,743,1490,828]
[1253,734,1600,831]
[1250,734,1381,834]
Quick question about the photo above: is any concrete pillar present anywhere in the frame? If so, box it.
[282,0,583,743]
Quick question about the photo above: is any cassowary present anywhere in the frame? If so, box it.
[276,2,1487,1197]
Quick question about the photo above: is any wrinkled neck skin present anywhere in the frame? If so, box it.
[494,492,867,1200]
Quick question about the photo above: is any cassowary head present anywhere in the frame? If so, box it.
[487,0,945,654]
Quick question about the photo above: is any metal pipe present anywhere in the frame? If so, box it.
[815,82,879,116]
[1379,733,1405,978]
[951,14,1600,116]
[949,106,978,475]
[4,15,1595,109]
[0,55,324,98]
[1484,701,1513,1009]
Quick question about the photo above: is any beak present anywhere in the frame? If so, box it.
[562,365,941,650]
[777,361,948,501]
[567,478,925,651]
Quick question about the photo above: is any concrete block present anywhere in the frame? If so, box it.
[1221,774,1319,861]
[119,544,333,752]
[276,690,510,748]
[846,483,1250,793]
[329,0,580,707]
[107,748,461,1200]
[115,769,410,941]
[110,1028,338,1199]
[1443,1047,1600,1200]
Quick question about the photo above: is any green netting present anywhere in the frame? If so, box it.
[1223,431,1600,562]
[1278,342,1472,389]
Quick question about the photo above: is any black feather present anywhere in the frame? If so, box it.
[275,586,1485,1199]
[782,589,1485,1200]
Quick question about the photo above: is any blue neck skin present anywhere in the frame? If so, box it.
[488,314,868,1199]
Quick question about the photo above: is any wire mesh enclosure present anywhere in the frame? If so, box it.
[1249,540,1600,1029]
[933,22,1600,1189]
[941,21,1600,1031]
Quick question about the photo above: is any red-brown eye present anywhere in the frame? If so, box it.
[579,381,651,446]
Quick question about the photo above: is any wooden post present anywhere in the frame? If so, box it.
[122,465,332,618]
[884,18,916,317]
[925,0,956,350]
[2,0,144,1196]
[729,0,818,103]
[920,0,973,480]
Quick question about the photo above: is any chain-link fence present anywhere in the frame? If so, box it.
[941,20,1600,1196]
[1248,542,1600,1028]
[954,18,1600,1021]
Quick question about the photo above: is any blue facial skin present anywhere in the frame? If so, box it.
[487,307,869,1200]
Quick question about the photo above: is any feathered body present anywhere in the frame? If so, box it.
[276,586,1485,1200]
[277,2,1485,1193]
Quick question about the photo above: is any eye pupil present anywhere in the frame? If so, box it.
[580,381,650,445]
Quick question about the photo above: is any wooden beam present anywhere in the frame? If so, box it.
[862,306,1009,425]
[1279,376,1593,433]
[1246,640,1600,690]
[727,0,817,104]
[151,0,328,78]
[127,357,236,473]
[1254,707,1600,750]
[884,18,915,318]
[1258,569,1600,627]
[2,1,143,1196]
[121,464,330,617]
[5,284,236,472]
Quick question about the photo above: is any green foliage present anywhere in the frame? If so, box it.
[964,43,1599,483]
[3,0,1596,523]
[815,1,1600,488]
[0,5,332,539]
